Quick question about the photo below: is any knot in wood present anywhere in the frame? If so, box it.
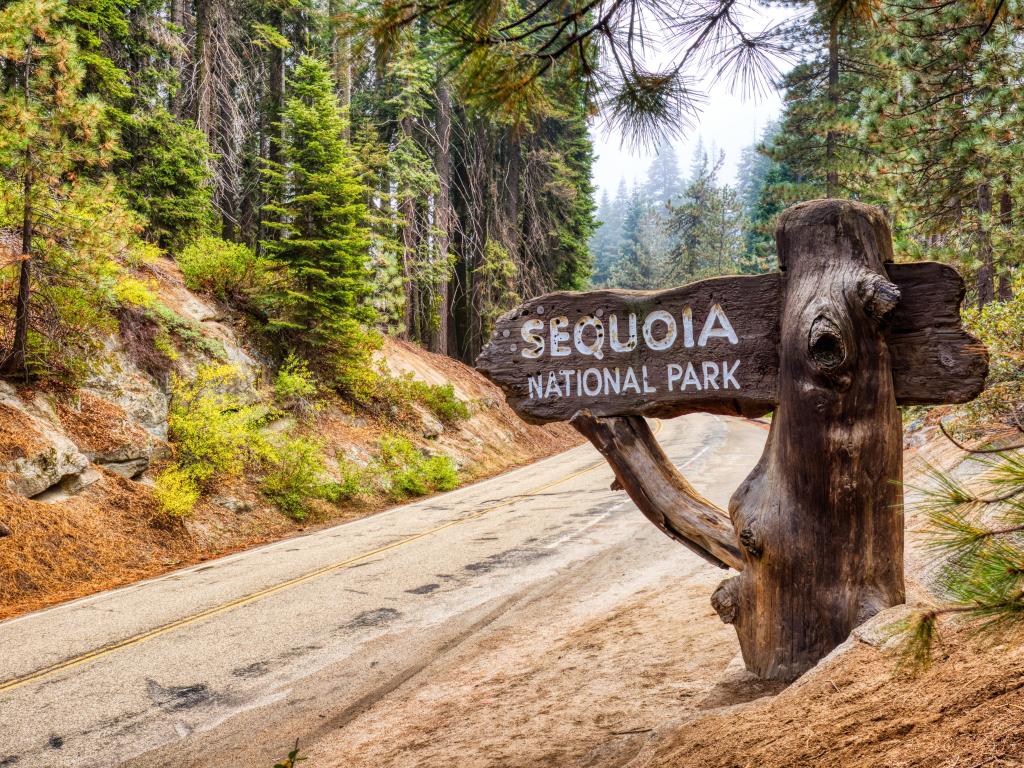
[739,527,761,558]
[858,273,901,322]
[808,316,846,372]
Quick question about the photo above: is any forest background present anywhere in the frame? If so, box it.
[1,0,1023,527]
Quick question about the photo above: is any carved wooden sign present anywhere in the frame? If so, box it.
[477,263,988,425]
[475,199,991,683]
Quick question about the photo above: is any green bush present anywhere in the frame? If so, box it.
[261,436,328,520]
[178,236,272,303]
[167,364,271,485]
[116,109,216,251]
[417,382,470,424]
[153,465,201,518]
[953,276,1024,432]
[963,276,1024,385]
[320,458,367,503]
[274,354,318,414]
[373,435,459,499]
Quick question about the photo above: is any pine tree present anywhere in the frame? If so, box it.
[0,0,122,378]
[261,55,374,377]
[610,189,659,289]
[858,2,1023,306]
[662,147,744,284]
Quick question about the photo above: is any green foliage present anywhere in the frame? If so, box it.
[373,435,458,499]
[274,353,319,414]
[153,465,201,518]
[963,275,1024,386]
[115,110,216,251]
[0,0,137,381]
[261,436,329,520]
[901,443,1024,668]
[113,277,159,309]
[320,459,368,503]
[261,56,375,371]
[272,741,306,768]
[166,365,271,485]
[410,382,469,424]
[178,236,273,304]
[475,241,520,337]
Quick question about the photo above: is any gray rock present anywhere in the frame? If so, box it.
[0,387,91,498]
[212,495,252,514]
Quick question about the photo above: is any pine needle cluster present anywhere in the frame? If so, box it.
[904,437,1024,667]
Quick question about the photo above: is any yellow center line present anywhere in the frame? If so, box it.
[0,421,664,694]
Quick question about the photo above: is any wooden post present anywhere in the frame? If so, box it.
[476,198,988,682]
[711,200,905,680]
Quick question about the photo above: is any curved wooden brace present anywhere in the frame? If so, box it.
[569,410,745,571]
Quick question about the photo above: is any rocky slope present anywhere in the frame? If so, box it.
[0,257,578,620]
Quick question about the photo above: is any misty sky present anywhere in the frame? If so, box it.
[589,2,800,197]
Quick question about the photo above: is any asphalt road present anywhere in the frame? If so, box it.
[0,413,767,768]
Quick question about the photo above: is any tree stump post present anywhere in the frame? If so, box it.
[712,200,906,680]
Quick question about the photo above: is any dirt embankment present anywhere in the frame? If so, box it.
[0,258,578,621]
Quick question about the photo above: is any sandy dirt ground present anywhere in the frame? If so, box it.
[302,427,1024,768]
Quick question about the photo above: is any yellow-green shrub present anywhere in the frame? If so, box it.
[178,236,273,303]
[373,435,459,499]
[153,465,201,518]
[167,364,271,484]
[261,436,328,520]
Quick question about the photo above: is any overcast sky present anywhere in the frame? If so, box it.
[590,87,783,196]
[589,3,800,197]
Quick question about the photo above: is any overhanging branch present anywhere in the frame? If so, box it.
[570,410,745,570]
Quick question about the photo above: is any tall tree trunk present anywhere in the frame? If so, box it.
[825,12,840,198]
[170,0,187,116]
[193,0,214,135]
[976,181,995,307]
[998,181,1013,300]
[712,200,905,681]
[400,118,417,340]
[3,52,33,379]
[329,0,351,138]
[431,80,452,355]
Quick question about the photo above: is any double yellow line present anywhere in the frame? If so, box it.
[0,455,611,694]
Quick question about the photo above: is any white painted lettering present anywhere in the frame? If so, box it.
[609,313,638,353]
[702,361,721,390]
[642,310,677,351]
[681,305,695,348]
[573,315,605,360]
[622,366,641,393]
[527,374,543,399]
[582,368,603,396]
[641,365,657,393]
[667,363,683,391]
[722,359,741,389]
[682,362,702,390]
[544,371,563,398]
[520,319,545,358]
[550,316,571,356]
[698,303,739,346]
[603,367,621,394]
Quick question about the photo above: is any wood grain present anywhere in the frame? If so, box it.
[476,264,987,424]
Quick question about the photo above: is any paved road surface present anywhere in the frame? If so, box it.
[0,414,766,768]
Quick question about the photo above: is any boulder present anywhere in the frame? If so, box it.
[0,386,91,498]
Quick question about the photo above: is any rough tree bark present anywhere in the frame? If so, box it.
[567,200,908,681]
[712,200,905,680]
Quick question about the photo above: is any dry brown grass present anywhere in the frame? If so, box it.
[55,390,150,456]
[638,622,1024,768]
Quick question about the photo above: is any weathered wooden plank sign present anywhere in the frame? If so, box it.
[477,262,987,424]
[475,199,990,683]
